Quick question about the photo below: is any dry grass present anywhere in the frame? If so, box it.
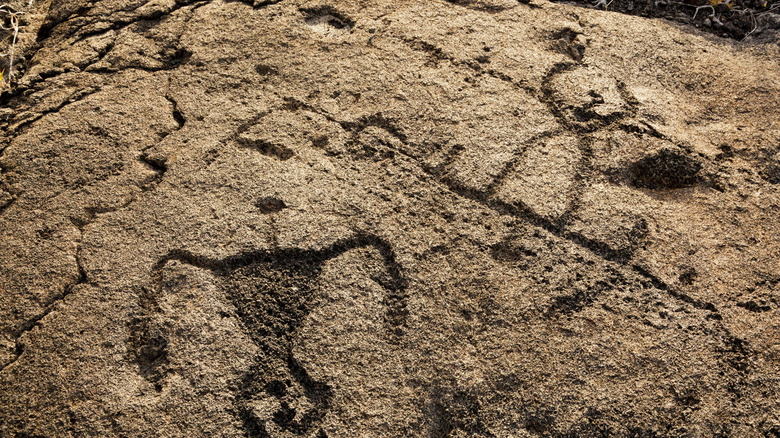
[0,2,31,89]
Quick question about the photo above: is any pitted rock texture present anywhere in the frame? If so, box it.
[1,0,780,436]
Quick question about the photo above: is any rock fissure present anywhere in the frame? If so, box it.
[1,237,89,374]
[5,86,102,134]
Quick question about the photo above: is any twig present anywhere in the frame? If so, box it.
[693,4,715,19]
[0,4,27,88]
[738,8,759,41]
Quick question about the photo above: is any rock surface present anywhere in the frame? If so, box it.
[1,0,780,436]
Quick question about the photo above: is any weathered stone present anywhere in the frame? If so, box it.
[1,0,779,436]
